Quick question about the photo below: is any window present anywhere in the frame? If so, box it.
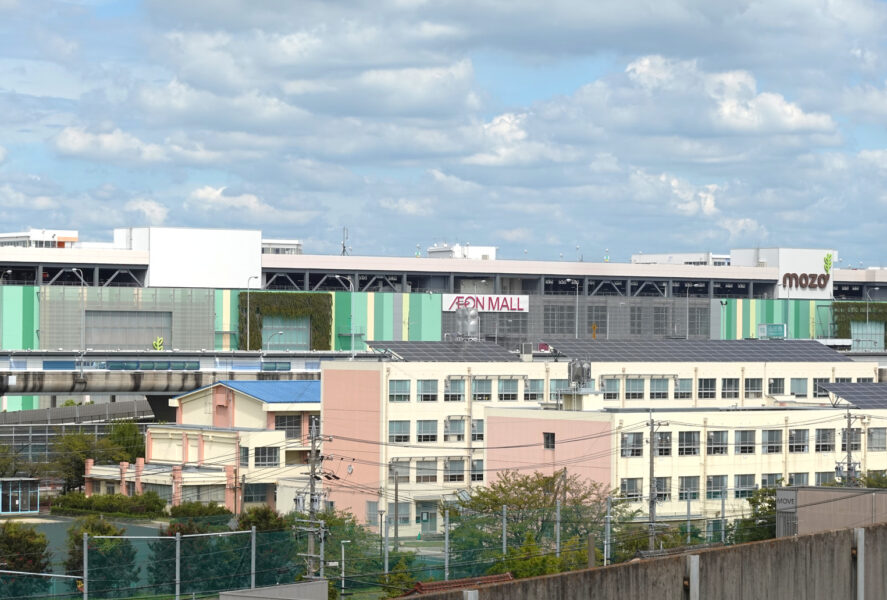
[471,459,484,482]
[761,473,781,488]
[472,379,492,402]
[842,428,862,452]
[388,421,410,443]
[678,431,700,456]
[653,306,669,336]
[105,483,115,496]
[261,315,311,351]
[240,447,249,467]
[812,378,830,398]
[734,474,755,498]
[366,501,379,525]
[387,502,411,525]
[790,378,808,398]
[706,475,727,499]
[543,304,575,335]
[768,378,785,395]
[416,461,437,483]
[418,379,438,402]
[444,419,464,442]
[735,430,755,454]
[471,419,484,442]
[688,306,710,336]
[243,484,267,503]
[389,380,410,402]
[602,378,620,400]
[625,378,645,400]
[417,420,438,443]
[707,431,728,455]
[275,415,301,439]
[789,429,808,453]
[254,447,279,467]
[763,430,782,454]
[869,428,887,451]
[444,379,464,402]
[587,306,607,338]
[745,378,763,399]
[620,478,643,502]
[388,462,409,483]
[444,459,464,482]
[655,477,671,502]
[549,379,569,401]
[621,432,644,457]
[498,379,518,401]
[698,378,716,399]
[834,377,852,383]
[524,379,544,401]
[816,472,836,486]
[656,431,672,456]
[857,377,875,383]
[630,306,643,335]
[721,378,739,399]
[543,432,555,449]
[675,378,692,399]
[650,379,668,400]
[788,472,808,486]
[815,429,835,452]
[144,483,172,503]
[679,476,699,500]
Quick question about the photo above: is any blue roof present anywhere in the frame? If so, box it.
[218,380,320,404]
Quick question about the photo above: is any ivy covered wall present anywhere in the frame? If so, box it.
[237,291,333,351]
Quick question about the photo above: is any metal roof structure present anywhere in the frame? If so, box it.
[367,340,520,362]
[541,339,852,363]
[175,380,321,404]
[820,382,887,408]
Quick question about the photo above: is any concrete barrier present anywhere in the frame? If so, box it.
[416,522,887,600]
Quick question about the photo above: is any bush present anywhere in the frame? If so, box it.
[53,491,165,517]
[170,501,232,518]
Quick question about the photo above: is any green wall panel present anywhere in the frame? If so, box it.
[1,286,38,349]
[408,293,442,340]
[373,293,394,341]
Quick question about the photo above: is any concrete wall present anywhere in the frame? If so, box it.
[219,579,327,600]
[417,522,887,600]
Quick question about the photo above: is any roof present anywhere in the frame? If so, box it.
[820,382,887,408]
[367,340,519,362]
[175,380,320,404]
[398,573,514,596]
[542,339,852,363]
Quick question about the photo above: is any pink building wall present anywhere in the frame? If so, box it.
[322,368,381,524]
[486,414,613,489]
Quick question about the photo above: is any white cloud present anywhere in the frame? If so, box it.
[0,145,6,164]
[379,197,434,216]
[54,127,167,163]
[496,227,532,242]
[0,184,57,210]
[124,199,168,225]
[185,186,319,224]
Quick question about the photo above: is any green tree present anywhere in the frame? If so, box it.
[488,533,559,579]
[237,505,297,587]
[380,558,416,598]
[52,431,115,492]
[106,420,145,463]
[64,516,139,597]
[148,518,235,595]
[731,486,777,543]
[862,471,887,488]
[0,521,52,597]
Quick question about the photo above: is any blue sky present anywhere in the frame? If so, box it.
[1,0,887,264]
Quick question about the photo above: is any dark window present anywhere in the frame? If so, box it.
[543,432,555,449]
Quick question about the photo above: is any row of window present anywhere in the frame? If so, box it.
[543,305,710,336]
[388,459,484,484]
[620,472,838,502]
[388,379,569,403]
[605,377,871,401]
[619,427,877,457]
[273,414,320,440]
[389,419,484,443]
[239,446,281,468]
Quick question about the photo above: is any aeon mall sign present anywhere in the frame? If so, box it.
[781,253,833,290]
[442,294,529,312]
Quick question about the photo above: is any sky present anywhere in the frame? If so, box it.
[1,0,887,264]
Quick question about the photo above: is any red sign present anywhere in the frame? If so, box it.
[442,294,529,312]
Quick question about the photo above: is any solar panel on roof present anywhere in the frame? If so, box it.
[366,340,519,362]
[540,339,850,363]
[820,382,887,408]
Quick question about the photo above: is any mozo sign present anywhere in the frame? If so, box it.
[782,252,833,290]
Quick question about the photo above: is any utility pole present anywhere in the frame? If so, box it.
[648,411,667,551]
[604,496,611,566]
[393,463,399,550]
[844,409,857,488]
[308,419,319,575]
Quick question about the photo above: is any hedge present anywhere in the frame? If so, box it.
[52,491,166,518]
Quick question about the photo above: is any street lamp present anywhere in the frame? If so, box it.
[685,283,705,339]
[333,275,356,360]
[377,509,386,558]
[866,287,880,324]
[245,275,259,351]
[0,270,11,284]
[265,330,284,351]
[565,279,580,339]
[340,540,352,595]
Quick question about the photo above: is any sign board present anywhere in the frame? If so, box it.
[757,323,787,339]
[775,249,837,300]
[776,488,797,513]
[442,294,529,312]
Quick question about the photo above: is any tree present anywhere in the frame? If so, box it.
[862,471,887,488]
[64,516,139,597]
[0,521,52,597]
[106,420,145,463]
[488,533,559,579]
[236,505,297,587]
[52,431,115,492]
[380,558,416,598]
[731,486,777,543]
